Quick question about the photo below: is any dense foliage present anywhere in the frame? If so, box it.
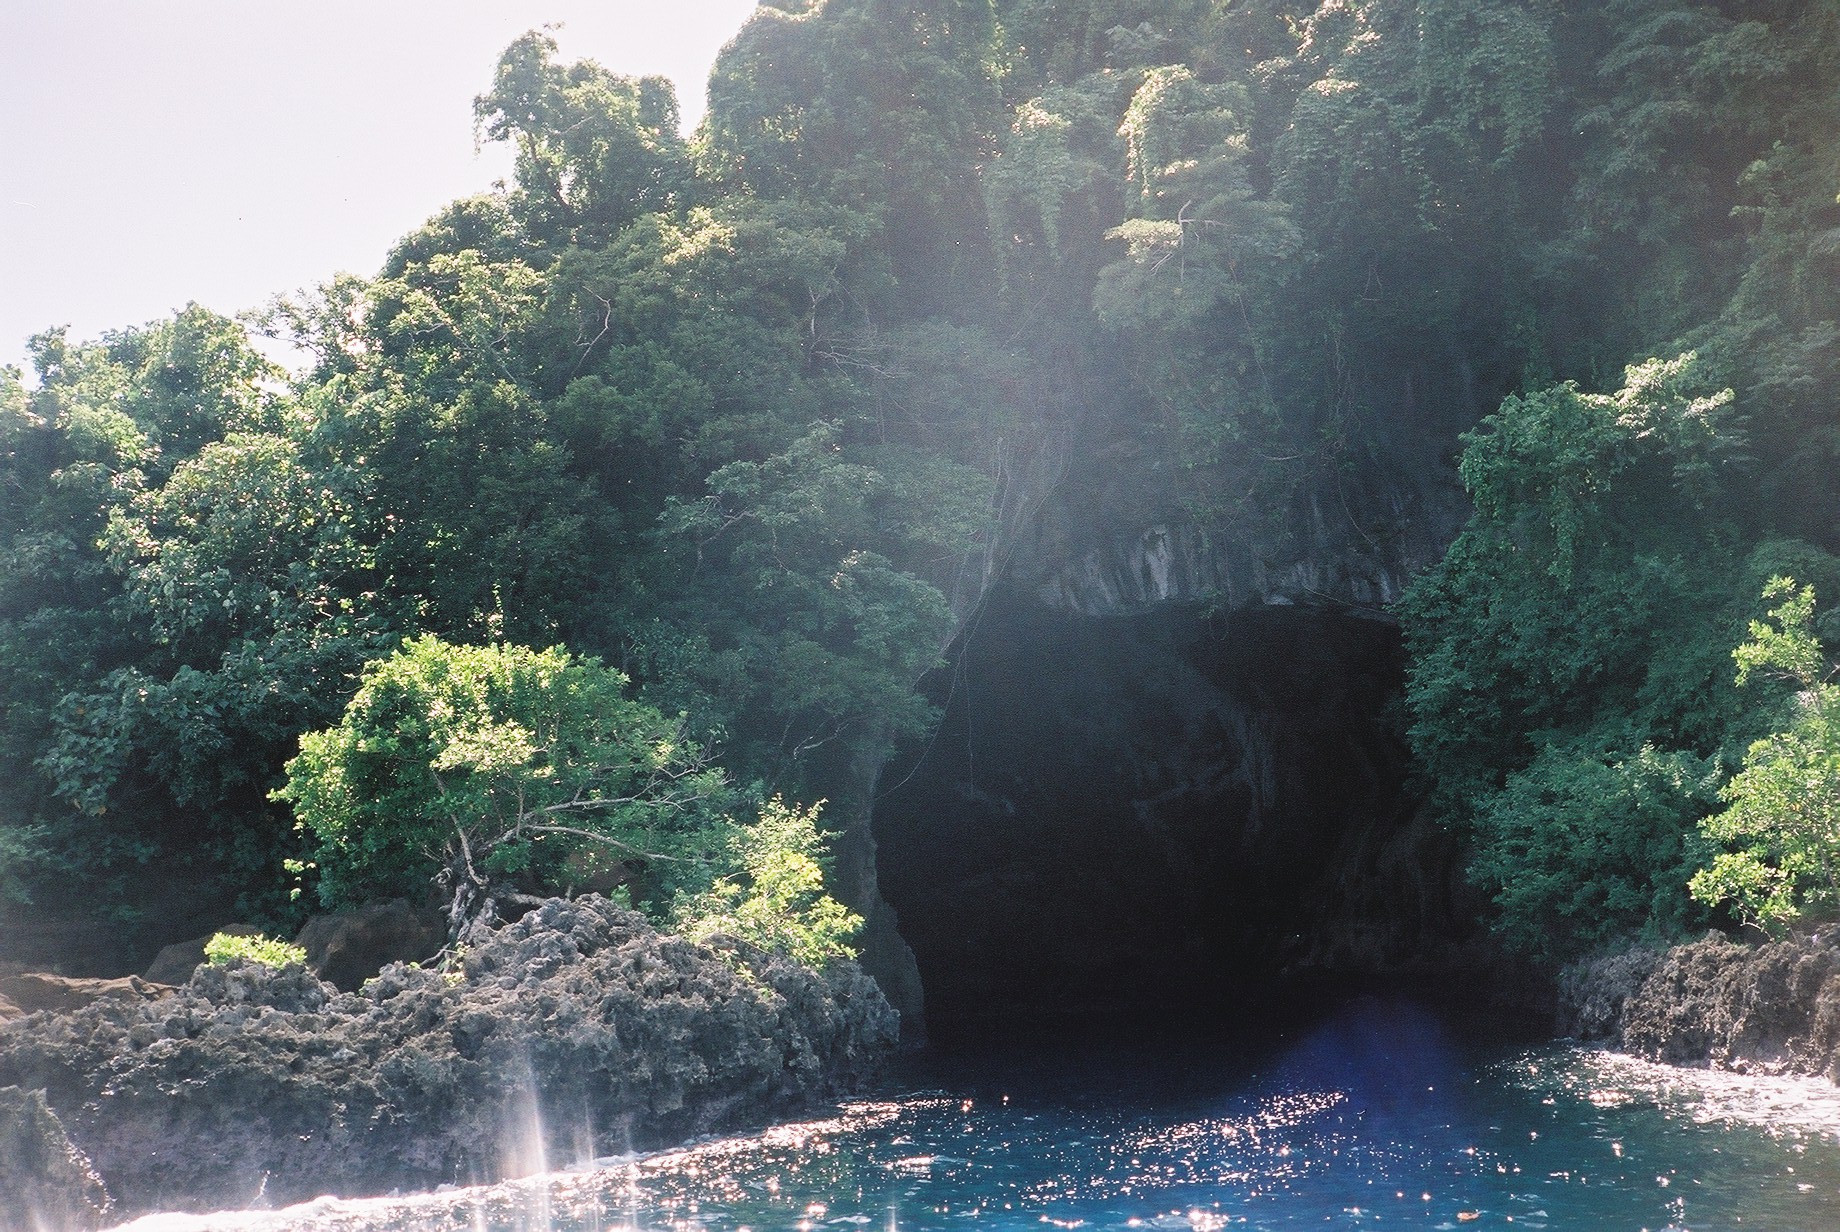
[676,794,866,967]
[278,636,859,956]
[3,1,1838,967]
[1690,580,1840,933]
[203,931,308,969]
[1396,356,1836,957]
[275,636,732,928]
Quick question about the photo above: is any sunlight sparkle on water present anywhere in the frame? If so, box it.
[1538,1047,1840,1141]
[106,1005,1840,1232]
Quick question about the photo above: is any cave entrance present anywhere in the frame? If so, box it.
[871,585,1474,1040]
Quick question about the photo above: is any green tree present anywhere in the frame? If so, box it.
[1403,354,1750,805]
[1471,739,1719,960]
[0,313,299,920]
[1397,354,1837,959]
[275,636,732,933]
[13,1,1840,978]
[700,0,1003,313]
[474,29,689,249]
[1692,579,1840,933]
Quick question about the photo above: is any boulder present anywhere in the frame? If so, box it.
[294,898,446,991]
[0,1086,111,1232]
[0,972,172,1017]
[142,923,266,985]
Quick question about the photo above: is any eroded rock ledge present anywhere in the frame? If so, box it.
[1561,932,1840,1077]
[0,897,897,1218]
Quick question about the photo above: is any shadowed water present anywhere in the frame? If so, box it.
[114,996,1840,1232]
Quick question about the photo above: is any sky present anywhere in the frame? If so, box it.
[0,1,760,374]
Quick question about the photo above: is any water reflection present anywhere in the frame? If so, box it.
[114,996,1840,1232]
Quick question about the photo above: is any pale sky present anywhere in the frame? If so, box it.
[0,1,760,374]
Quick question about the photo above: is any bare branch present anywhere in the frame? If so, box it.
[570,292,615,377]
[517,822,704,863]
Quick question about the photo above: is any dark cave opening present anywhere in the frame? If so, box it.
[871,586,1484,1040]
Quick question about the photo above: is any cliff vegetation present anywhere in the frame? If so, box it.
[3,0,1839,971]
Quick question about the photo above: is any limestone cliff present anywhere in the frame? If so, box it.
[842,428,1480,1036]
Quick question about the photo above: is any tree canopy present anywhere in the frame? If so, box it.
[275,636,731,930]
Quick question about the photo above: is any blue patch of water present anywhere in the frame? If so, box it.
[121,996,1840,1232]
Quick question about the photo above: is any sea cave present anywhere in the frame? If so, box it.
[870,578,1485,1041]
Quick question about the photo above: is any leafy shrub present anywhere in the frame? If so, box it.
[1691,579,1840,933]
[1470,740,1720,960]
[277,637,863,967]
[1399,355,1840,960]
[204,932,307,969]
[676,796,862,967]
[274,635,731,930]
[1402,355,1749,819]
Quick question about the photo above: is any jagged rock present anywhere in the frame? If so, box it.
[1560,932,1840,1077]
[0,972,173,1017]
[294,898,446,991]
[1558,946,1664,1041]
[0,1086,111,1232]
[143,923,265,985]
[0,896,897,1217]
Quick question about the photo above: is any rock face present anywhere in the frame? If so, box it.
[836,399,1477,1035]
[0,972,173,1016]
[828,402,1472,1029]
[0,896,898,1217]
[293,898,446,991]
[1026,513,1421,618]
[143,924,264,985]
[0,1086,112,1232]
[1561,933,1840,1076]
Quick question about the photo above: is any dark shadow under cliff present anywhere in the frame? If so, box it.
[872,588,1492,1040]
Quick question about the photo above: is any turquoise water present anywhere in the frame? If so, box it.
[124,996,1840,1232]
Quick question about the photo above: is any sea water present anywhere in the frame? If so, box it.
[117,996,1840,1232]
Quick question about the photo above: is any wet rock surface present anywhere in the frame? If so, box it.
[0,1085,112,1232]
[0,972,174,1016]
[0,896,897,1217]
[1561,932,1840,1077]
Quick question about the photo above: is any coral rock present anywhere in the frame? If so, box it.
[0,897,896,1217]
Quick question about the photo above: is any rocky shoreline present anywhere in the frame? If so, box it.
[0,896,897,1228]
[1561,930,1840,1078]
[12,908,1840,1232]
